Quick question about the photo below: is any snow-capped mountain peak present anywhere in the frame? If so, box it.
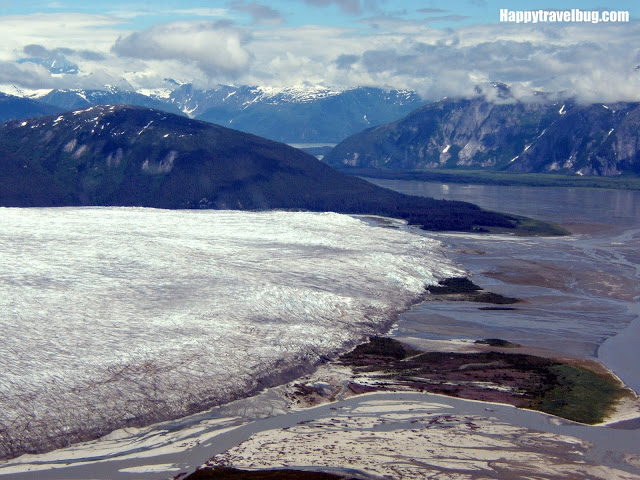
[0,84,53,99]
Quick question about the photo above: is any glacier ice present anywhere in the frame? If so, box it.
[0,208,461,458]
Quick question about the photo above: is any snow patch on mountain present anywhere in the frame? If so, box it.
[137,88,173,99]
[251,85,343,104]
[0,84,53,98]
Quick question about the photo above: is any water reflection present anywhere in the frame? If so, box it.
[367,178,640,228]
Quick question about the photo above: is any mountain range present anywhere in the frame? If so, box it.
[324,86,640,177]
[5,82,634,178]
[0,93,61,124]
[0,105,527,232]
[0,84,424,144]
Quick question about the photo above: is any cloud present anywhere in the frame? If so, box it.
[108,7,228,20]
[302,0,365,15]
[112,21,252,77]
[23,44,106,62]
[422,14,470,23]
[229,1,284,25]
[334,23,640,103]
[0,13,130,83]
[0,61,57,88]
[250,20,640,103]
[159,8,228,17]
[23,44,54,57]
[417,8,448,14]
[245,18,640,104]
[0,59,137,91]
[335,54,359,69]
[0,13,124,58]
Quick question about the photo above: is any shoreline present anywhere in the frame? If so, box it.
[292,335,640,426]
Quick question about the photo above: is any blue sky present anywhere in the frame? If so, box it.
[0,1,639,102]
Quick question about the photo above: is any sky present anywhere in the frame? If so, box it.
[1,0,639,102]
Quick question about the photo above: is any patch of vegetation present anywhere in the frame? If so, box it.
[472,292,520,305]
[426,278,520,304]
[530,364,628,424]
[426,277,481,294]
[486,215,570,236]
[341,342,629,425]
[475,338,521,348]
[185,466,356,480]
[409,351,537,369]
[343,336,413,360]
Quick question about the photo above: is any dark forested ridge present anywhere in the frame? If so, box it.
[0,93,63,124]
[0,105,530,232]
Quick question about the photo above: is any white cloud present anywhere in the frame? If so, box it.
[159,8,229,17]
[229,1,284,25]
[303,0,364,15]
[242,20,640,103]
[0,13,125,57]
[112,21,252,78]
[0,62,58,88]
[107,7,229,20]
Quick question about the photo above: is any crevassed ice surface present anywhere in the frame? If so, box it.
[0,208,460,458]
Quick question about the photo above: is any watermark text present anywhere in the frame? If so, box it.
[499,9,629,24]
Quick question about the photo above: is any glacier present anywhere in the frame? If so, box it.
[0,208,461,459]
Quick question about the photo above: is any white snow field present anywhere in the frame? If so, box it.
[0,208,460,458]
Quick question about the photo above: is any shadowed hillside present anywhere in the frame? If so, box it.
[0,105,546,232]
